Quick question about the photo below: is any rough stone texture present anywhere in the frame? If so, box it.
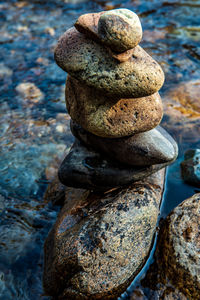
[54,27,165,98]
[71,122,178,166]
[66,76,163,138]
[98,9,142,52]
[180,149,200,187]
[44,175,66,206]
[153,193,200,299]
[58,139,171,190]
[75,11,136,62]
[43,169,165,299]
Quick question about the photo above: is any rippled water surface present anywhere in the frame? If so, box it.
[0,0,200,299]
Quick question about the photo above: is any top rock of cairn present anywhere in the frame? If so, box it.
[55,9,165,98]
[54,8,177,190]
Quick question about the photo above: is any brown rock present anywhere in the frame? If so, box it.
[55,27,165,98]
[43,175,66,206]
[43,170,165,299]
[66,76,163,138]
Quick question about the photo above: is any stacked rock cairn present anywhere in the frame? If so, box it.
[54,8,178,190]
[43,8,179,299]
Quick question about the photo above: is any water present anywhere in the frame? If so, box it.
[0,0,200,299]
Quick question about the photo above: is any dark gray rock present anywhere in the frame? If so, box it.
[43,169,165,299]
[58,139,172,190]
[181,149,200,187]
[71,121,178,166]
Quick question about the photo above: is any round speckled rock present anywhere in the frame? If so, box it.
[66,76,163,138]
[71,122,178,166]
[58,139,171,191]
[98,9,142,52]
[43,170,165,299]
[55,27,165,98]
[156,193,200,299]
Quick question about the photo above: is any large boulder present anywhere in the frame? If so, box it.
[43,169,165,299]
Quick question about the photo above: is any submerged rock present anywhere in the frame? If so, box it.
[71,122,178,166]
[181,149,200,187]
[43,169,165,299]
[58,139,171,190]
[55,28,164,98]
[66,76,163,138]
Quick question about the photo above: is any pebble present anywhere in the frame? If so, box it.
[98,8,142,52]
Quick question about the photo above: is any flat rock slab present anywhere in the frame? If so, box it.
[155,193,200,299]
[66,76,163,138]
[55,27,164,98]
[71,122,178,166]
[43,169,165,299]
[58,139,172,190]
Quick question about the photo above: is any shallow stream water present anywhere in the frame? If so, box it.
[0,0,200,299]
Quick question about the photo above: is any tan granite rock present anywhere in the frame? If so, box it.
[55,27,165,98]
[65,76,163,138]
[98,9,142,52]
[43,169,165,299]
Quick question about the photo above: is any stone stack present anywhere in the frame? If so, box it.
[54,8,178,190]
[43,9,179,300]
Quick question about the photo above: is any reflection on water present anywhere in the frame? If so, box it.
[0,0,200,299]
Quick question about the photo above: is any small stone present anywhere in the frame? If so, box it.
[43,170,165,299]
[155,193,200,299]
[98,9,142,52]
[71,122,178,166]
[58,139,171,190]
[55,27,165,98]
[0,63,13,78]
[16,82,44,104]
[66,76,163,138]
[180,149,200,187]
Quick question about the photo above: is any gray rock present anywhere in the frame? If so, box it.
[43,169,165,299]
[98,9,142,52]
[55,27,164,98]
[71,121,178,166]
[154,193,200,299]
[181,149,200,187]
[58,139,172,190]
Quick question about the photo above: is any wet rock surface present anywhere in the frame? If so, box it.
[66,76,163,138]
[71,122,178,166]
[181,149,200,187]
[43,169,165,299]
[58,139,171,190]
[136,193,200,300]
[55,28,164,98]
